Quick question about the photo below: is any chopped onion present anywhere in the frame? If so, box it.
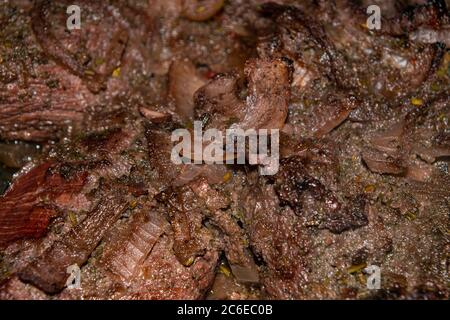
[169,59,206,121]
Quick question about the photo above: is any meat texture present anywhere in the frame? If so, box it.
[0,0,449,300]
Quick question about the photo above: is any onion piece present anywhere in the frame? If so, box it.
[169,59,207,121]
[307,95,359,138]
[229,264,259,285]
[139,107,172,123]
[370,121,404,155]
[175,164,227,186]
[405,163,435,182]
[362,149,405,175]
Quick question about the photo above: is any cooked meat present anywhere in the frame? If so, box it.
[17,194,128,293]
[0,0,448,300]
[0,162,88,247]
[32,0,129,93]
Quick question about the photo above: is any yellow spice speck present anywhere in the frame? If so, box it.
[223,171,232,183]
[184,257,195,267]
[219,264,231,277]
[196,6,206,13]
[411,98,423,106]
[84,69,95,76]
[112,67,121,78]
[68,211,77,226]
[129,199,138,210]
[347,263,367,274]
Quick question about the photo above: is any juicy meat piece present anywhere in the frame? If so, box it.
[145,121,184,189]
[273,156,368,233]
[0,162,87,246]
[363,94,450,177]
[242,182,308,299]
[0,2,100,141]
[0,68,96,142]
[259,3,347,85]
[236,57,292,131]
[100,208,167,283]
[313,0,446,99]
[194,73,246,130]
[0,0,448,301]
[156,185,213,266]
[18,194,128,293]
[381,1,449,36]
[32,0,128,93]
[0,1,161,141]
[0,5,97,141]
[195,57,292,131]
[0,276,47,300]
[124,236,218,300]
[190,178,259,283]
[362,148,406,175]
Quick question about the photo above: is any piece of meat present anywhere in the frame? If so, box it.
[0,3,88,140]
[241,182,308,299]
[259,3,348,87]
[145,121,184,190]
[190,178,259,284]
[362,148,406,175]
[0,0,448,301]
[0,162,88,247]
[99,207,167,283]
[303,94,359,138]
[310,0,447,99]
[32,0,129,93]
[194,73,246,130]
[124,235,219,300]
[195,57,292,131]
[236,57,292,131]
[273,156,368,233]
[0,276,47,300]
[362,94,450,177]
[155,185,214,266]
[381,0,449,36]
[0,1,164,142]
[18,193,128,293]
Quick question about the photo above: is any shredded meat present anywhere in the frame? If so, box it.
[0,0,448,300]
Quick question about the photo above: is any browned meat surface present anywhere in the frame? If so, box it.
[0,161,88,246]
[0,0,449,300]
